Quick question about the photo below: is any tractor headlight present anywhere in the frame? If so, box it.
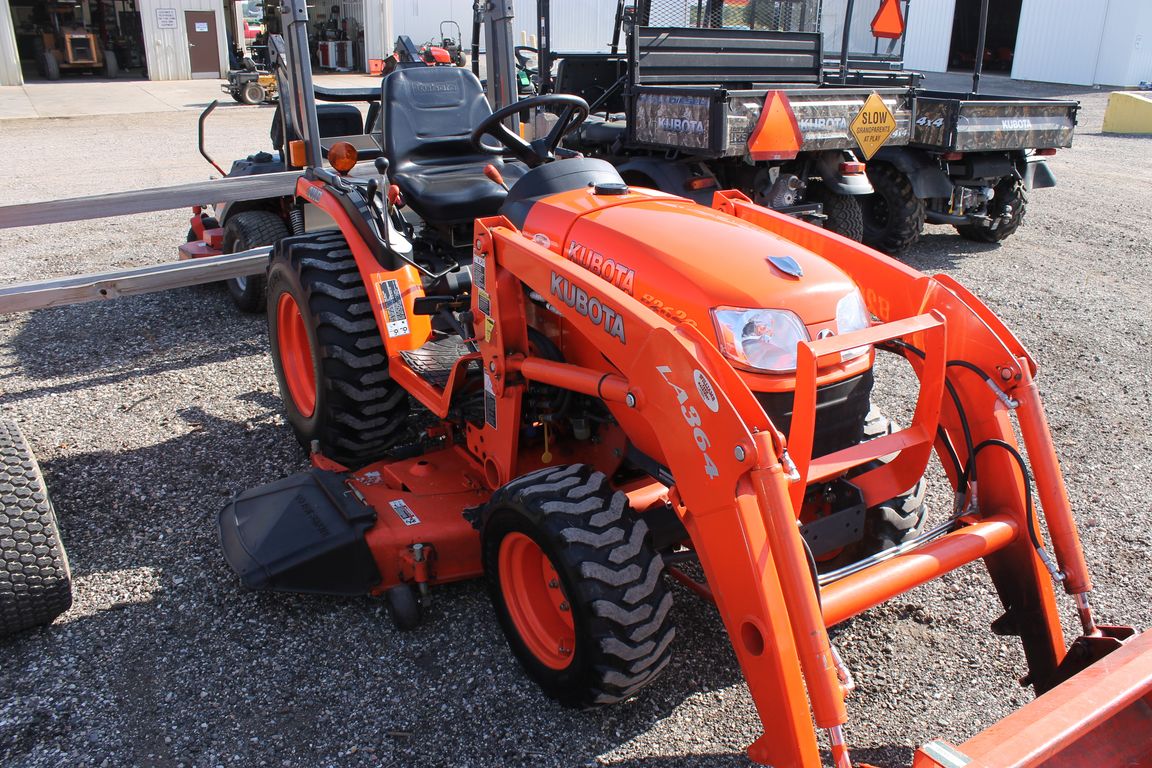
[835,288,872,362]
[711,307,810,373]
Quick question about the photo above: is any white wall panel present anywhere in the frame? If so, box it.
[0,0,22,87]
[138,0,228,80]
[1013,0,1104,85]
[902,0,954,73]
[1093,0,1152,86]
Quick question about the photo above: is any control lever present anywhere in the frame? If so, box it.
[484,164,510,191]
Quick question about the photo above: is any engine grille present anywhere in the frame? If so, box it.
[754,370,873,458]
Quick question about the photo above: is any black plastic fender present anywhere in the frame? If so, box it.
[872,146,953,199]
[1021,155,1056,191]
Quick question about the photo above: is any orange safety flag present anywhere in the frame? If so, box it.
[870,0,905,39]
[747,91,803,161]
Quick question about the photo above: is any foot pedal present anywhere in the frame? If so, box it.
[400,337,476,388]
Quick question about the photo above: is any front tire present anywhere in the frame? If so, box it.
[482,465,676,707]
[222,210,287,313]
[0,420,72,637]
[267,232,409,467]
[860,162,925,256]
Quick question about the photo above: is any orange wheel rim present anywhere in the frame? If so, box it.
[498,532,575,670]
[276,292,316,418]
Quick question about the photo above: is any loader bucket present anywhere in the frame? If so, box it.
[914,630,1152,768]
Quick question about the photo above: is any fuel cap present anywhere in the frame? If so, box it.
[593,182,630,195]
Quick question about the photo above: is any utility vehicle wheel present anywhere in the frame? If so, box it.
[857,407,928,554]
[223,211,287,313]
[955,179,1026,243]
[384,584,424,631]
[229,89,244,103]
[0,420,72,637]
[861,162,925,256]
[267,231,409,467]
[241,82,266,105]
[809,186,864,243]
[482,465,675,707]
[41,52,60,81]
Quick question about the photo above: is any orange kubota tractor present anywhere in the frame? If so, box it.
[218,5,1152,766]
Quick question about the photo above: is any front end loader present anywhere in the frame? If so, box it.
[217,1,1152,765]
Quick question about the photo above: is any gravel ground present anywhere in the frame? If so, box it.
[0,84,1150,768]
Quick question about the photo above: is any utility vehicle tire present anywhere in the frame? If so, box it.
[0,420,72,637]
[223,210,287,313]
[102,50,118,78]
[241,82,266,105]
[860,162,925,257]
[229,88,244,103]
[955,179,1026,243]
[267,231,409,467]
[41,52,60,81]
[809,186,864,243]
[482,464,676,708]
[856,407,928,554]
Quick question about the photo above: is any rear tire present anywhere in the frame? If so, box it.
[860,162,925,256]
[809,185,864,242]
[41,52,60,81]
[0,420,72,637]
[102,50,118,78]
[482,465,676,707]
[241,82,266,105]
[267,231,409,467]
[222,210,287,313]
[955,179,1026,243]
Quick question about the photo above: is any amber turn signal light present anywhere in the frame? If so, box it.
[329,141,359,174]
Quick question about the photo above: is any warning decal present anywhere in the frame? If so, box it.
[850,92,897,160]
[379,279,410,338]
[389,498,421,526]
[483,371,498,429]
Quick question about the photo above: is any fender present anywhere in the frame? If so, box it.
[613,158,714,204]
[872,146,953,199]
[811,151,873,196]
[1020,155,1056,191]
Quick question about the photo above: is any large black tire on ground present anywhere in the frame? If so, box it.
[808,185,864,242]
[856,407,928,553]
[223,210,288,313]
[482,465,676,707]
[955,179,1027,243]
[102,50,118,78]
[241,82,266,105]
[267,231,409,467]
[41,52,60,81]
[0,420,72,637]
[860,162,925,257]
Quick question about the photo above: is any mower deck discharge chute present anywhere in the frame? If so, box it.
[213,2,1150,765]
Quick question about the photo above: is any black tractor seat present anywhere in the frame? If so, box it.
[381,66,525,226]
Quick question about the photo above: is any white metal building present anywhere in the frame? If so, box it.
[3,0,1150,87]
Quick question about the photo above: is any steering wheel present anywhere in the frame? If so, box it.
[469,94,590,168]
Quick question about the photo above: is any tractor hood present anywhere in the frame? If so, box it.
[520,187,862,348]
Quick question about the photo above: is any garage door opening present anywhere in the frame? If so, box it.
[8,0,145,81]
[948,0,1022,74]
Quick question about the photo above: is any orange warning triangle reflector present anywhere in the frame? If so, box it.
[747,91,802,162]
[871,0,905,39]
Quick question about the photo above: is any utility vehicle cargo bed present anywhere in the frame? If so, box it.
[630,85,912,157]
[911,91,1078,152]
